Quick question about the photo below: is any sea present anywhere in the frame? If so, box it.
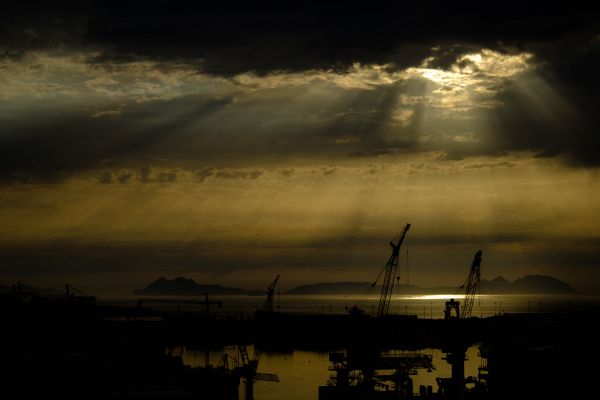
[102,292,598,319]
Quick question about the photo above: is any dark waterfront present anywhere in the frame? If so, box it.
[2,289,597,399]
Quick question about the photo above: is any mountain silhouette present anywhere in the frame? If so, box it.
[511,275,577,294]
[286,275,576,295]
[134,277,249,295]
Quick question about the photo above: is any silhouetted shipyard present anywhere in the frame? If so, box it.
[2,281,595,399]
[1,228,595,398]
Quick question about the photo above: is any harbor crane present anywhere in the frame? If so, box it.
[460,250,482,319]
[440,251,483,400]
[237,275,281,399]
[236,344,279,400]
[262,274,280,313]
[444,250,482,319]
[371,223,411,317]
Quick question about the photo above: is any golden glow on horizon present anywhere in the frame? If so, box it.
[408,294,466,300]
[406,294,499,301]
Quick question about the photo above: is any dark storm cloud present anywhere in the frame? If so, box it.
[0,95,233,182]
[0,75,422,181]
[487,39,600,166]
[420,34,600,166]
[3,1,600,169]
[3,1,598,75]
[1,4,90,57]
[78,2,600,78]
[391,36,600,167]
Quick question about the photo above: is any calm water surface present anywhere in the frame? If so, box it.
[104,293,597,318]
[180,345,483,400]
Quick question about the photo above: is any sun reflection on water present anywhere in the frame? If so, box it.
[407,294,467,300]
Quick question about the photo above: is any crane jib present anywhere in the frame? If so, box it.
[375,223,411,318]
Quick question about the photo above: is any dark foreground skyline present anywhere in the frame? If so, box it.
[1,2,600,294]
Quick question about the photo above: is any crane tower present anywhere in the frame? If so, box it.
[262,274,280,313]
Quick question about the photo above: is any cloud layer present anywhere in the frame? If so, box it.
[2,2,600,293]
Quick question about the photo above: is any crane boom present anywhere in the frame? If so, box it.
[373,223,411,317]
[460,250,482,319]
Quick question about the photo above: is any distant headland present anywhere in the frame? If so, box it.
[285,275,577,295]
[1,274,577,297]
[131,274,576,296]
[133,277,267,296]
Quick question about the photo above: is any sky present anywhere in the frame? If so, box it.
[1,1,600,295]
